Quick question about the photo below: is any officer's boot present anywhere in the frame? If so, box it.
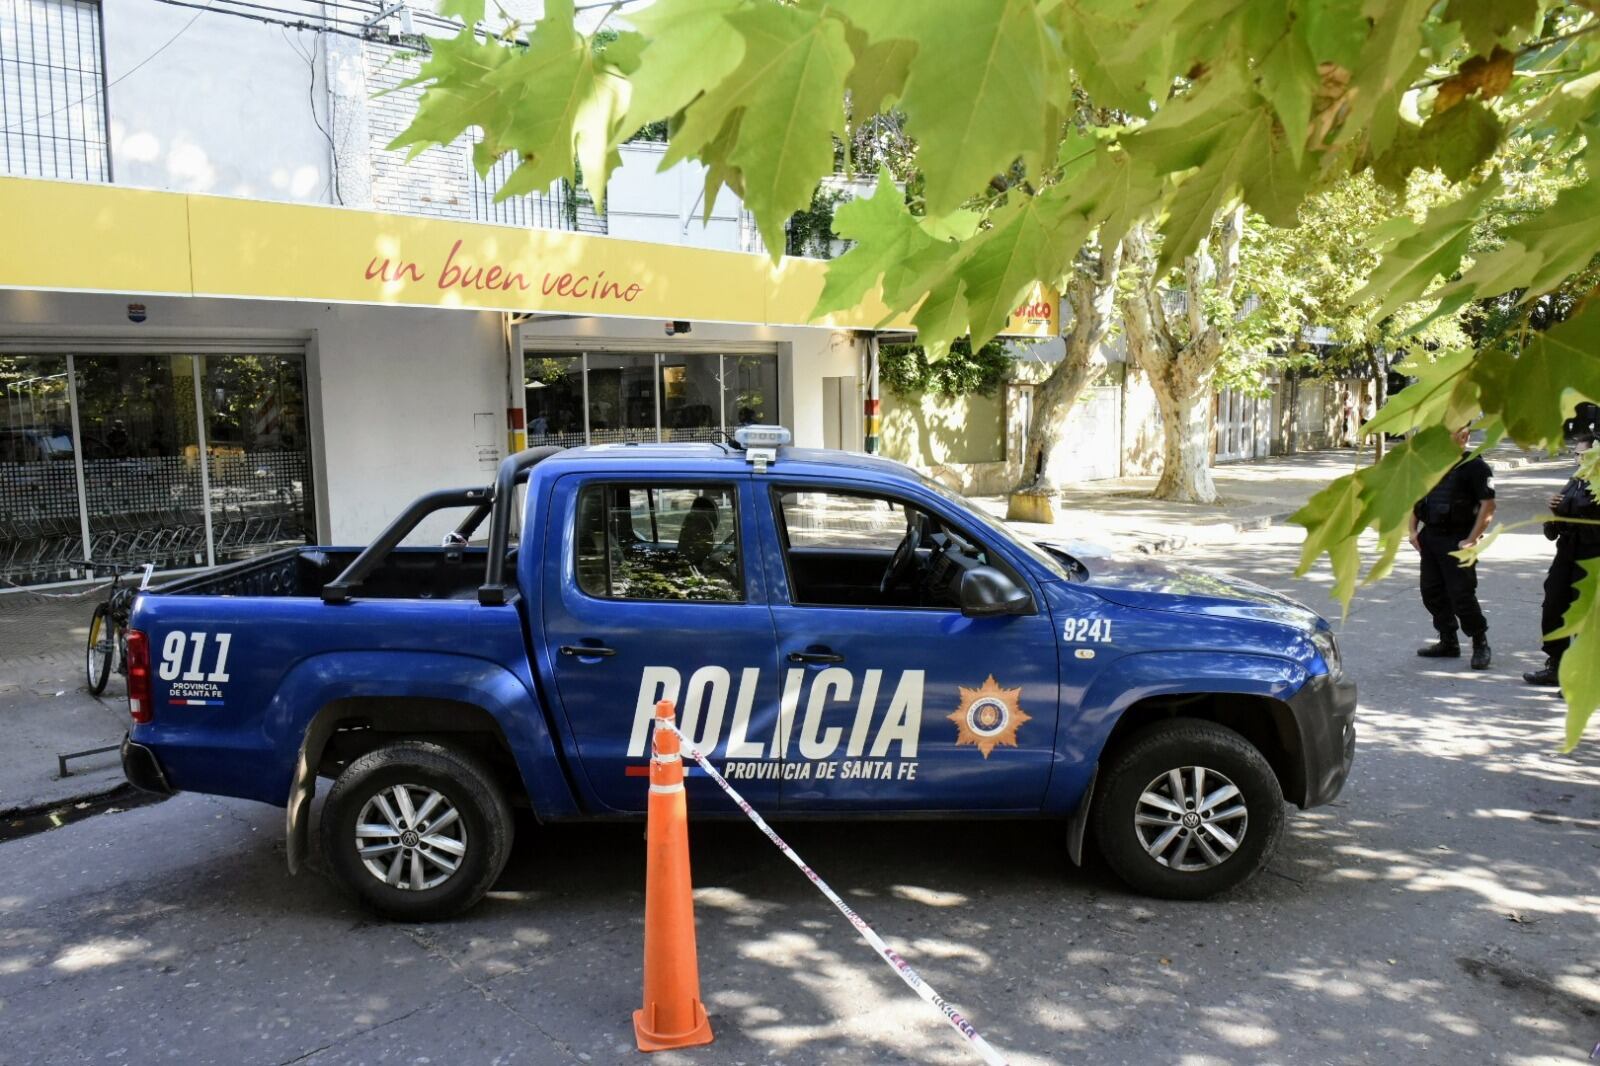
[1523,657,1561,686]
[1416,633,1461,658]
[1470,634,1491,670]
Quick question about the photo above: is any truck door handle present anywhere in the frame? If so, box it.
[788,648,844,664]
[560,644,617,658]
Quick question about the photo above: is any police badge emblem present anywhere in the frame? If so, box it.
[949,675,1030,758]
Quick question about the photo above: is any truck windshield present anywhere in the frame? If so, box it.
[914,473,1075,581]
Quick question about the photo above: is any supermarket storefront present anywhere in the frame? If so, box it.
[0,176,1050,588]
[1,345,312,586]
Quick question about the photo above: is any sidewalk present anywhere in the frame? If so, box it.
[0,584,131,816]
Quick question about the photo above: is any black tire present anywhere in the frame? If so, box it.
[321,740,512,921]
[85,603,115,696]
[1091,718,1284,900]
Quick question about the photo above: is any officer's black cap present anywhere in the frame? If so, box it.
[1564,401,1599,444]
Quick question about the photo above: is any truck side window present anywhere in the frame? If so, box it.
[575,483,742,602]
[774,488,989,609]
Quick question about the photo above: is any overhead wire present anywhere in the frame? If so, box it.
[145,0,453,45]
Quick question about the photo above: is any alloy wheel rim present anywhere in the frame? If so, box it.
[1134,765,1248,871]
[355,784,468,891]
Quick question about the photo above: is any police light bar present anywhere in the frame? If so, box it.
[734,424,789,472]
[734,425,791,449]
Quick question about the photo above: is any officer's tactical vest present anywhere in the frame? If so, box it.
[1418,463,1480,533]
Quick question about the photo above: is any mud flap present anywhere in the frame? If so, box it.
[1065,764,1097,866]
[284,715,339,875]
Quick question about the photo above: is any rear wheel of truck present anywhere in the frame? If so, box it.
[1091,719,1284,900]
[321,740,512,921]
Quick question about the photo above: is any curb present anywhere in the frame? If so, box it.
[1232,509,1296,534]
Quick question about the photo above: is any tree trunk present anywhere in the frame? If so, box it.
[1012,244,1122,494]
[1151,378,1217,503]
[1118,214,1240,507]
[1373,348,1389,463]
[1013,345,1101,492]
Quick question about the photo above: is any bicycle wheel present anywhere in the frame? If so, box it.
[86,603,115,696]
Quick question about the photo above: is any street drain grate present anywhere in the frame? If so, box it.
[0,785,168,843]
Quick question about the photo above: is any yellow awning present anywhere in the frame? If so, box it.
[0,176,1055,338]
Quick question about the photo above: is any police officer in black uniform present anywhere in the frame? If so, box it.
[1410,425,1497,669]
[1524,402,1600,686]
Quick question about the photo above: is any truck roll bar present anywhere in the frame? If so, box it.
[320,446,562,606]
[479,445,565,606]
[321,487,492,604]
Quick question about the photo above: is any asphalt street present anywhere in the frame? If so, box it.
[0,458,1595,1066]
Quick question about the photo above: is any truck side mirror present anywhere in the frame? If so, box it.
[958,566,1033,617]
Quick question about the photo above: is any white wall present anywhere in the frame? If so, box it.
[93,4,761,254]
[0,290,509,545]
[605,143,748,252]
[104,1,334,203]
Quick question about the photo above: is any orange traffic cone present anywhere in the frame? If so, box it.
[634,699,715,1053]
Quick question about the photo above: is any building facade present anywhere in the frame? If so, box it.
[0,0,939,588]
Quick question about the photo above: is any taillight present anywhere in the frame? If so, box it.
[126,628,153,724]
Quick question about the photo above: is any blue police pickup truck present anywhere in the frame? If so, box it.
[120,427,1355,920]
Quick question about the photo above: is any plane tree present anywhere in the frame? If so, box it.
[397,0,1600,746]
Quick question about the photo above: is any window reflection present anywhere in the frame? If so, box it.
[525,350,780,447]
[0,354,84,586]
[525,355,586,448]
[586,352,658,443]
[200,355,316,563]
[660,355,722,442]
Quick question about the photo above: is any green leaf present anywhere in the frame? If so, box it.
[1290,473,1366,599]
[1302,0,1367,69]
[1256,18,1319,168]
[846,0,1066,216]
[1358,425,1463,537]
[480,0,604,199]
[1054,0,1159,113]
[909,279,971,359]
[1333,0,1436,156]
[1361,348,1479,437]
[812,170,940,317]
[1125,68,1310,269]
[1370,99,1502,194]
[1347,175,1503,320]
[668,3,854,258]
[954,192,1087,345]
[1075,145,1165,255]
[1552,558,1600,750]
[385,33,518,156]
[1443,0,1540,56]
[1480,303,1600,452]
[844,24,916,119]
[618,0,745,136]
[1440,174,1600,309]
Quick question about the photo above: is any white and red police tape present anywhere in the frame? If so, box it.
[659,719,1010,1066]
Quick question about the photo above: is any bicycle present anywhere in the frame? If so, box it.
[85,560,155,696]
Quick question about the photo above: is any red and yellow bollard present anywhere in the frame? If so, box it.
[633,699,715,1053]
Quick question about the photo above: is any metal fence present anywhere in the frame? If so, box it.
[0,0,109,181]
[469,143,607,234]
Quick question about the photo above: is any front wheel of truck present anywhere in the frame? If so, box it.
[321,740,512,921]
[1091,719,1285,900]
